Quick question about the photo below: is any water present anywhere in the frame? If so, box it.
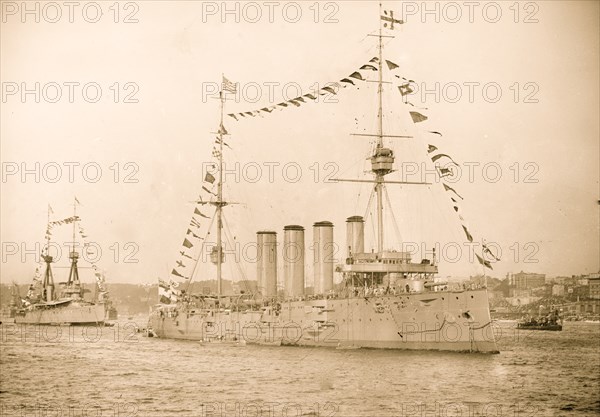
[1,319,598,417]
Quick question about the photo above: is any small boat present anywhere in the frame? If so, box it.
[517,322,562,331]
[517,310,563,331]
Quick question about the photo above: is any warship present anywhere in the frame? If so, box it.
[15,199,116,325]
[148,7,499,353]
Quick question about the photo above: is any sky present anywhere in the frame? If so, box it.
[1,1,599,287]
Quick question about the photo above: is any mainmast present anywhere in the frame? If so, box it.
[216,89,225,296]
[375,2,385,253]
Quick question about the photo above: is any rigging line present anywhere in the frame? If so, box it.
[383,184,403,247]
[185,207,218,294]
[221,211,251,293]
[364,187,377,252]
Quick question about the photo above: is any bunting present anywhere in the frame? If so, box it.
[171,269,186,279]
[386,60,399,70]
[483,244,501,262]
[398,83,414,96]
[204,172,216,184]
[462,225,474,242]
[223,60,386,122]
[476,254,493,270]
[194,208,209,218]
[405,79,500,272]
[186,229,202,239]
[360,64,377,71]
[409,111,428,123]
[443,183,464,200]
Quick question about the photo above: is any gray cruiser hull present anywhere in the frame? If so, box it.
[15,302,106,325]
[149,289,499,353]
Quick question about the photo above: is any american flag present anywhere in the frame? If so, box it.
[222,76,237,94]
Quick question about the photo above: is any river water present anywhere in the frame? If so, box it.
[1,319,598,417]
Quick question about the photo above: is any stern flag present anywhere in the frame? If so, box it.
[381,10,403,29]
[48,204,54,214]
[222,76,237,94]
[74,196,81,205]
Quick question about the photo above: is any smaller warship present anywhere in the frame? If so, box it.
[15,199,116,325]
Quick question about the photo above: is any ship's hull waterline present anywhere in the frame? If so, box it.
[15,303,107,325]
[149,289,499,353]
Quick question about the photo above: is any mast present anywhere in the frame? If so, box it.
[67,197,80,288]
[375,2,385,253]
[42,204,55,301]
[216,87,225,296]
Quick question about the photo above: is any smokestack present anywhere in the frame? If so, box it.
[346,216,364,257]
[313,221,334,295]
[283,225,305,297]
[257,231,278,297]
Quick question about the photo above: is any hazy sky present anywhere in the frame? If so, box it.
[1,1,599,287]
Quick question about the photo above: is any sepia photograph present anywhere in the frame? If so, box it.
[1,1,599,416]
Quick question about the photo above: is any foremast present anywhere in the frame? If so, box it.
[41,204,55,302]
[337,5,437,286]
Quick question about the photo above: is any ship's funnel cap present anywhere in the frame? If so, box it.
[284,225,304,231]
[313,221,333,227]
[346,216,364,223]
[257,230,277,235]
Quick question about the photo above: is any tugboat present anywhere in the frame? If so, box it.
[148,6,500,353]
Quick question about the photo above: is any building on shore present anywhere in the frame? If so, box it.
[510,271,546,290]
